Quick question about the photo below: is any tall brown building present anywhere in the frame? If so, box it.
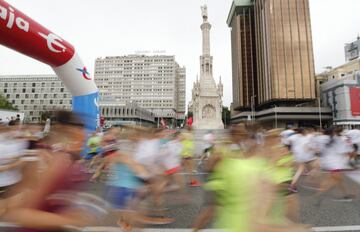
[228,1,257,110]
[227,0,316,110]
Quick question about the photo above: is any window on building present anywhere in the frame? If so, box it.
[22,89,26,93]
[4,83,8,87]
[50,100,53,104]
[32,83,36,87]
[35,94,38,98]
[32,89,35,93]
[60,88,64,92]
[25,94,29,98]
[15,94,19,99]
[30,100,34,104]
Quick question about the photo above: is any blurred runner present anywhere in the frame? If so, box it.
[0,123,28,200]
[180,131,201,187]
[0,111,105,231]
[287,128,317,193]
[315,127,354,204]
[194,124,310,232]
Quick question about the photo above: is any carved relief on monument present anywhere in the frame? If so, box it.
[202,104,216,119]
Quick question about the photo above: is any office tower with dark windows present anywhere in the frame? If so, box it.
[227,0,257,110]
[228,0,316,110]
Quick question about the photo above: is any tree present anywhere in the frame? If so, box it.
[0,94,17,110]
[222,106,231,127]
[187,111,193,118]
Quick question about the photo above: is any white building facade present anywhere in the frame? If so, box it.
[0,75,72,123]
[94,55,186,121]
[321,73,360,129]
[100,100,155,127]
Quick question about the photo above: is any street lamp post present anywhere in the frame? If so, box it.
[251,95,256,123]
[274,104,278,128]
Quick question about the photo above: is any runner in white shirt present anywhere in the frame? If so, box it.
[345,129,360,165]
[0,125,28,199]
[202,131,216,157]
[161,132,185,192]
[315,127,354,203]
[287,128,317,192]
[280,128,296,148]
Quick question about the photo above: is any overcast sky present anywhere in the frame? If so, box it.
[1,0,359,107]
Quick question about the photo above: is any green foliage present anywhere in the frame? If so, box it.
[187,111,193,118]
[222,106,231,127]
[0,93,17,110]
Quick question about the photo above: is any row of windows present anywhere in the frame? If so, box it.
[5,93,69,99]
[101,107,153,118]
[19,103,71,110]
[96,59,174,63]
[12,99,71,105]
[2,82,64,88]
[3,88,66,94]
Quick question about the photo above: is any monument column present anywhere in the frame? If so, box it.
[191,5,224,130]
[201,5,211,56]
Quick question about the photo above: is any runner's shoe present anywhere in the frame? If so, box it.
[190,180,202,187]
[288,184,298,193]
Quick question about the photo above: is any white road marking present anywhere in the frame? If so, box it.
[177,172,208,175]
[312,225,360,231]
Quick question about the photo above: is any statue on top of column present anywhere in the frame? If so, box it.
[201,5,208,21]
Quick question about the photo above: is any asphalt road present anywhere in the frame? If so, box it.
[83,171,360,231]
[2,170,360,231]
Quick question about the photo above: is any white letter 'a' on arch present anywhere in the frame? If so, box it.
[16,17,29,32]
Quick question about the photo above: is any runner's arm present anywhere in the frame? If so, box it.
[0,159,24,172]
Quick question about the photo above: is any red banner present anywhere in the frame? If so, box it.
[350,88,360,116]
[0,0,74,67]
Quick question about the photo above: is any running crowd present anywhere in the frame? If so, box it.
[0,110,360,232]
